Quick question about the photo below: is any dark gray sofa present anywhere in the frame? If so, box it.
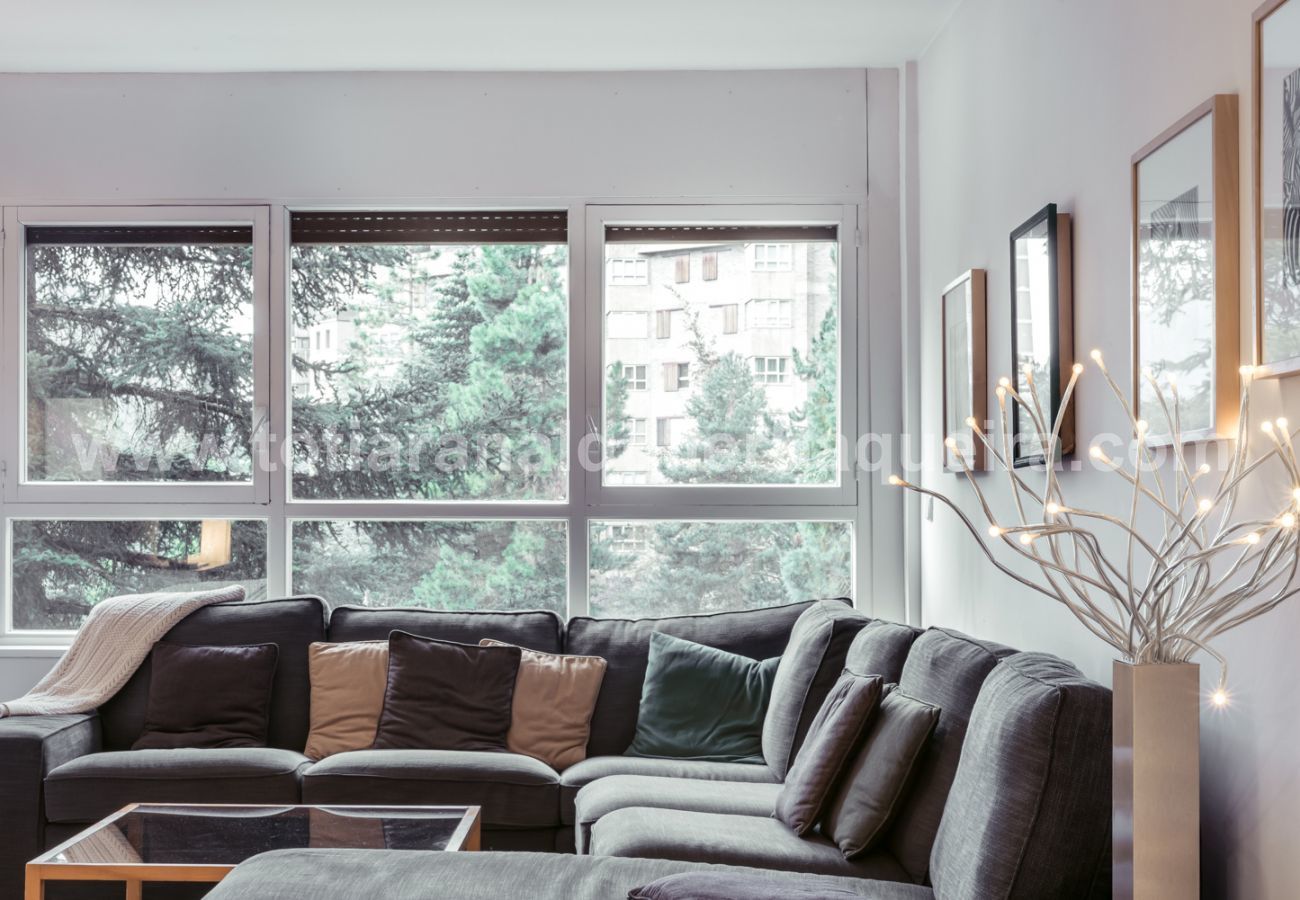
[0,595,870,897]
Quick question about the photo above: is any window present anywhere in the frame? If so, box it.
[656,417,676,447]
[719,303,739,334]
[628,418,647,445]
[662,362,690,392]
[674,255,690,283]
[703,252,719,281]
[622,364,648,390]
[608,257,649,285]
[753,357,789,384]
[608,311,650,339]
[747,298,794,328]
[655,309,673,339]
[751,243,794,271]
[589,520,853,618]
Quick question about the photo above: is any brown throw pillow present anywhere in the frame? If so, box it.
[774,671,883,834]
[304,641,389,760]
[132,643,279,750]
[821,686,940,858]
[480,639,608,771]
[372,632,521,752]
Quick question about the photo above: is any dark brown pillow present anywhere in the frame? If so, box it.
[132,643,279,750]
[372,631,521,752]
[774,671,883,834]
[821,686,940,858]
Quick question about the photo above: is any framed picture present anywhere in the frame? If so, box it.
[1010,204,1074,467]
[1132,95,1240,443]
[1254,0,1300,374]
[942,269,987,472]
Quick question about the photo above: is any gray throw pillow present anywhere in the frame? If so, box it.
[821,686,940,858]
[773,671,883,834]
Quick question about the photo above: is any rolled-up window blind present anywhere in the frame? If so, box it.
[291,211,567,245]
[26,225,252,246]
[604,224,837,243]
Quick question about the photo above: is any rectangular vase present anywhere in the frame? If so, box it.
[1112,660,1200,900]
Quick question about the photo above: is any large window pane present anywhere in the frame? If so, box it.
[602,234,839,487]
[291,520,567,613]
[26,226,255,482]
[10,519,267,631]
[588,520,852,618]
[290,222,568,501]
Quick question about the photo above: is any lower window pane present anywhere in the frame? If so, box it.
[588,520,853,618]
[10,519,267,631]
[291,520,567,613]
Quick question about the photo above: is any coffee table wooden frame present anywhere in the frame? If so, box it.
[25,802,482,900]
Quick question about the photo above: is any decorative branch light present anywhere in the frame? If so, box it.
[890,353,1300,701]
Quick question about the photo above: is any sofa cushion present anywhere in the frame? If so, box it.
[133,643,279,750]
[373,633,520,752]
[44,748,310,824]
[302,749,559,829]
[844,621,922,681]
[204,849,937,900]
[775,672,884,835]
[630,871,864,900]
[628,633,779,764]
[99,596,327,752]
[327,606,564,653]
[574,776,781,854]
[762,601,871,778]
[560,755,777,825]
[567,600,824,758]
[882,627,1016,883]
[304,641,389,760]
[929,653,1111,900]
[591,808,911,881]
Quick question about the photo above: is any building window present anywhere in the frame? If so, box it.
[752,356,790,384]
[608,257,649,285]
[608,311,650,339]
[655,309,673,340]
[703,252,719,281]
[662,362,690,392]
[720,303,739,334]
[628,417,647,445]
[656,417,674,447]
[674,255,690,283]
[751,243,794,271]
[622,364,648,390]
[746,298,794,328]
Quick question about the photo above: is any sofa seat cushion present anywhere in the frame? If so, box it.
[302,749,559,829]
[560,754,777,825]
[574,776,781,854]
[44,748,311,824]
[591,808,911,881]
[205,849,937,900]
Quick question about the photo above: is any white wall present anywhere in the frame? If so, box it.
[0,69,905,692]
[918,1,1299,896]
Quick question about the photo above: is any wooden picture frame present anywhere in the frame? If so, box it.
[941,269,987,472]
[1009,204,1074,467]
[1131,94,1240,443]
[1254,0,1300,375]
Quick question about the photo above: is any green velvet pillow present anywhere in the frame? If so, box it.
[626,632,780,763]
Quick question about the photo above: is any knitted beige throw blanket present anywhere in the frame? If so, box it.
[0,584,246,718]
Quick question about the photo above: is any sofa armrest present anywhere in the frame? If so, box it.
[0,713,101,896]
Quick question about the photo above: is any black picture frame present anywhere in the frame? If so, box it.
[1009,203,1074,467]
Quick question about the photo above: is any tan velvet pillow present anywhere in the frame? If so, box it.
[480,639,607,771]
[304,641,389,760]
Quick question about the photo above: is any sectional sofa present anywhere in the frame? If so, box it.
[0,595,1113,900]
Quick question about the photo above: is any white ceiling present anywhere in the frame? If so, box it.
[0,0,960,72]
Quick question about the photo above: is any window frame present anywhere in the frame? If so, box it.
[585,204,858,508]
[3,205,272,506]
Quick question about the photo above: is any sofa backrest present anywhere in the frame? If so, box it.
[327,606,564,653]
[565,600,826,757]
[760,600,870,778]
[99,596,328,751]
[843,619,922,681]
[929,652,1112,900]
[882,627,1018,883]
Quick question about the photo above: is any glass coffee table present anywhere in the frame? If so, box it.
[25,803,481,900]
